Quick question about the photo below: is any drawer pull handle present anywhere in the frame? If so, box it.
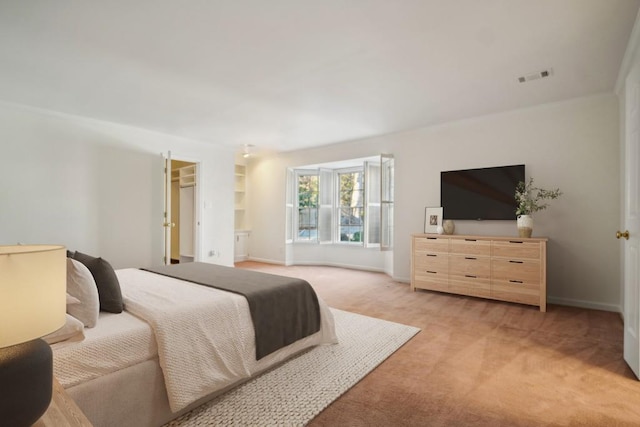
[426,270,437,274]
[465,257,477,260]
[509,280,523,284]
[427,254,437,257]
[509,260,524,264]
[465,275,477,278]
[465,239,477,242]
[509,240,524,244]
[427,237,437,240]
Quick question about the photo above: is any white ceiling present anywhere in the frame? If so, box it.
[0,1,638,153]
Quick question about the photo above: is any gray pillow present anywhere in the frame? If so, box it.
[73,251,124,313]
[66,258,100,327]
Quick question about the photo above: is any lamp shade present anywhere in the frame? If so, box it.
[0,245,66,348]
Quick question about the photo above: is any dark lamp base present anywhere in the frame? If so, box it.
[0,338,53,427]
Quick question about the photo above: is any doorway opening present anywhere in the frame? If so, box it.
[170,160,197,264]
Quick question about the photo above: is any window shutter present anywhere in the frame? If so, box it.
[285,168,294,243]
[364,161,381,247]
[380,154,394,251]
[318,168,333,243]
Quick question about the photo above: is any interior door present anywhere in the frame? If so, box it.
[163,151,172,265]
[623,68,640,378]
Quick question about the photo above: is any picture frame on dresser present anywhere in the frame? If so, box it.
[424,207,443,233]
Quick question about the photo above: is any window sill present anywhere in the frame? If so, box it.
[291,241,380,249]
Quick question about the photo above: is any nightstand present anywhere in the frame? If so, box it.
[33,377,92,427]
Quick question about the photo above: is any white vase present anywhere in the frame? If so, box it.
[517,215,533,238]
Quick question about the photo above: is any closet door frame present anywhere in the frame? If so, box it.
[164,153,201,264]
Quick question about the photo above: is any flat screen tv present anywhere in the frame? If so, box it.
[441,164,525,220]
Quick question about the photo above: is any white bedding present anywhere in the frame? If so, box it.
[53,311,157,388]
[115,268,337,412]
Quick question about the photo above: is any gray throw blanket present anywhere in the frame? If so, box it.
[142,262,321,360]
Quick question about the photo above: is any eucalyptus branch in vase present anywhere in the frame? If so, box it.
[514,178,562,237]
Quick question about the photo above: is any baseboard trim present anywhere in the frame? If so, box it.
[248,257,387,273]
[245,257,285,265]
[393,276,410,284]
[547,296,621,313]
[287,260,387,273]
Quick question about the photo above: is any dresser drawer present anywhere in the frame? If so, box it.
[449,276,491,297]
[491,280,540,306]
[414,252,449,273]
[449,254,490,297]
[492,240,541,260]
[450,238,491,256]
[413,273,449,293]
[414,236,449,252]
[491,258,541,284]
[449,254,490,278]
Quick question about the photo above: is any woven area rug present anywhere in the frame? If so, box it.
[165,309,420,426]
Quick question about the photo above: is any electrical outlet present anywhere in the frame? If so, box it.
[209,250,215,257]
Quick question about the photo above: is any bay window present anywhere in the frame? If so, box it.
[288,155,393,249]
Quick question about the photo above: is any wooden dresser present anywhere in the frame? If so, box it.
[411,234,547,311]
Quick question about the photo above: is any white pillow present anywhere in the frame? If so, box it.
[66,293,81,305]
[66,257,100,327]
[43,314,84,344]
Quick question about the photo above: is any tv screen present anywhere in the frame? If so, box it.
[441,164,525,220]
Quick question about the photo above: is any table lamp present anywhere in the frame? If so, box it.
[0,245,66,426]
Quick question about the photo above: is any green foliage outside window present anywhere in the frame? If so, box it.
[298,175,318,207]
[338,171,364,242]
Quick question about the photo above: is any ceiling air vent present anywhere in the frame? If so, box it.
[517,68,554,83]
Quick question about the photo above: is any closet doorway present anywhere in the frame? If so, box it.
[170,160,198,264]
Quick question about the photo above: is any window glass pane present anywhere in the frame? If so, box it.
[338,206,364,242]
[337,171,365,243]
[296,174,319,241]
[298,207,318,240]
[339,171,364,208]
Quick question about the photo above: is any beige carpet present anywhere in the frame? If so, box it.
[165,308,419,426]
[236,262,640,427]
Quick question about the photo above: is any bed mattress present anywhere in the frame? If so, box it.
[53,311,157,388]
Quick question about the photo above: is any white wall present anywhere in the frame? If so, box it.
[287,244,388,272]
[248,94,621,311]
[0,102,235,268]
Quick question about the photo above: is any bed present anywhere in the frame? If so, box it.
[52,262,338,427]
